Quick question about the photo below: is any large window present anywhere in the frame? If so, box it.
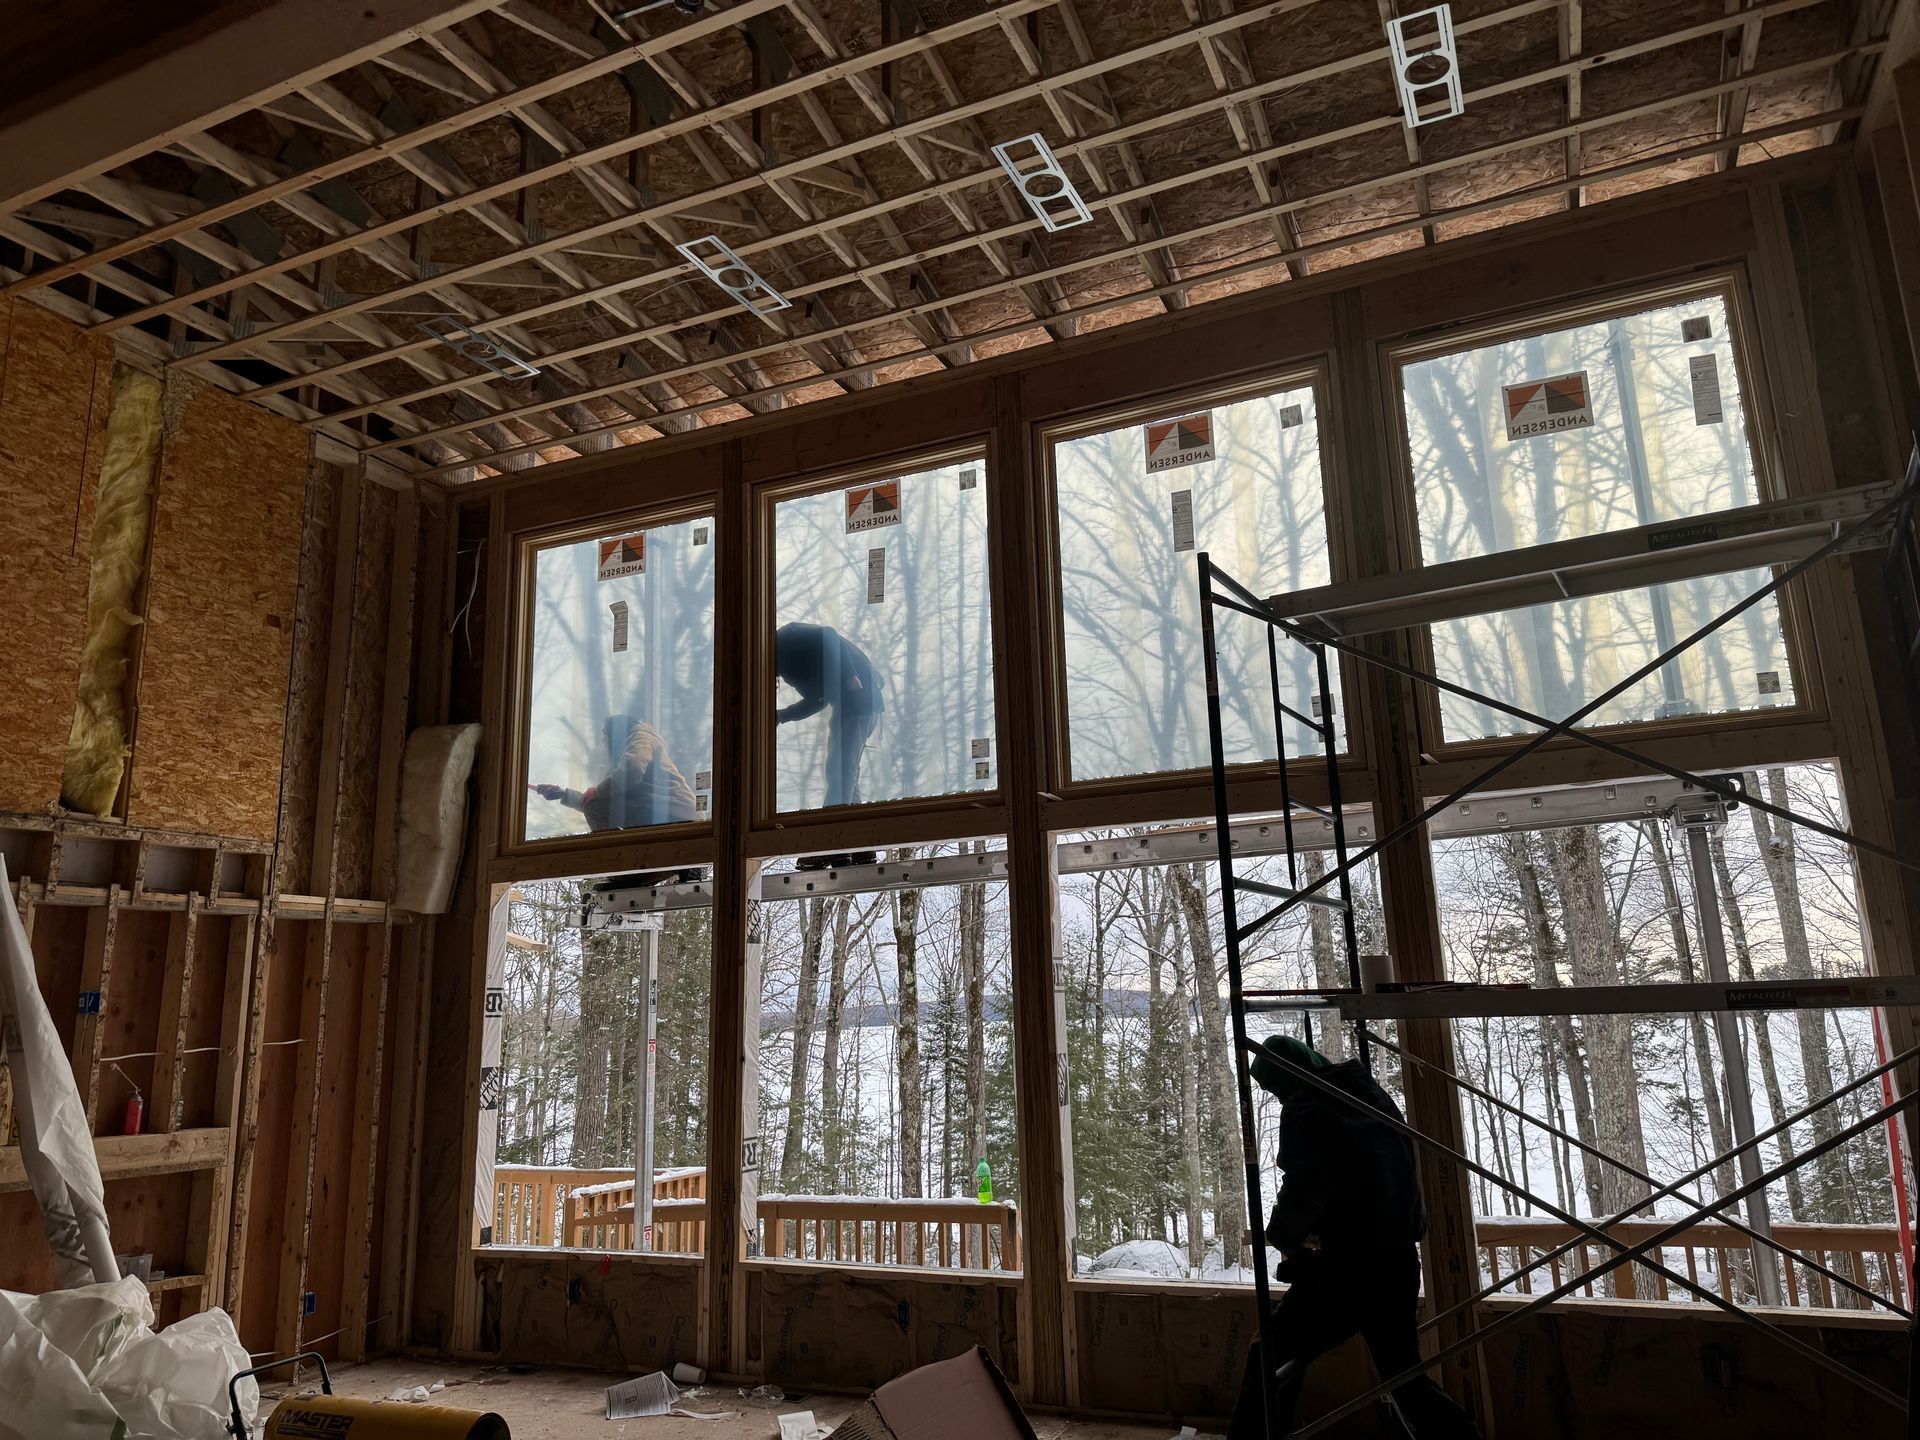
[1051,379,1342,782]
[770,458,995,813]
[486,879,712,1254]
[522,513,715,841]
[752,844,1019,1269]
[1431,765,1897,1304]
[1398,289,1796,740]
[1057,823,1394,1283]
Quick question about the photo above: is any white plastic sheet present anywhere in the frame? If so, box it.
[0,855,116,1288]
[0,1278,255,1440]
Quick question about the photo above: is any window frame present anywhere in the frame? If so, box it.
[1379,268,1828,761]
[504,497,721,857]
[754,441,1000,828]
[1036,362,1364,799]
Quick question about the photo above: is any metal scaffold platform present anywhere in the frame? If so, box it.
[1196,454,1920,1437]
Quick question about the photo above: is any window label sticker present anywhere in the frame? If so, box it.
[1502,371,1593,440]
[1310,693,1334,718]
[1689,353,1725,425]
[1280,403,1305,429]
[597,532,646,580]
[866,547,886,604]
[974,760,991,780]
[695,770,712,791]
[693,524,710,546]
[1144,412,1214,472]
[1682,315,1713,342]
[959,466,979,491]
[1757,670,1782,696]
[846,480,902,532]
[1170,488,1196,552]
[971,738,990,758]
[609,600,629,652]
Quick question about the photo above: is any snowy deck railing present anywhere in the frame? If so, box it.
[1476,1214,1907,1310]
[492,1164,1020,1270]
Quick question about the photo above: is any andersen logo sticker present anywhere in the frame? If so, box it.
[1503,372,1593,441]
[1144,412,1214,472]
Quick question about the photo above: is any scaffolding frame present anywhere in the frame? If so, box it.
[1197,451,1920,1438]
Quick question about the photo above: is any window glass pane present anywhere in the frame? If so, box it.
[1053,384,1339,781]
[1431,765,1894,1279]
[1401,293,1759,562]
[771,460,994,812]
[1430,570,1795,740]
[487,881,712,1254]
[1058,823,1393,1283]
[1398,293,1789,741]
[524,516,715,840]
[753,843,1019,1269]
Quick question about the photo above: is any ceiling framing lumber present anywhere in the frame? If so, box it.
[0,0,1891,478]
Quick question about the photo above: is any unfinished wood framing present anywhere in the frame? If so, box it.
[0,0,1895,484]
[10,4,1920,1432]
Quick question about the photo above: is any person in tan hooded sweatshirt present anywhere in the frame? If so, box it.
[534,715,696,831]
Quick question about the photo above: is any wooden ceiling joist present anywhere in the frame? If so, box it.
[317,29,1877,449]
[0,0,1893,479]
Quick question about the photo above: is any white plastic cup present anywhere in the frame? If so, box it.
[672,1362,706,1385]
[1359,952,1393,993]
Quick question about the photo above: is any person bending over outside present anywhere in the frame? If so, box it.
[774,622,883,867]
[1228,1035,1482,1440]
[532,715,700,886]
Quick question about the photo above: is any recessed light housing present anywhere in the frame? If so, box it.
[992,133,1093,232]
[1388,5,1464,128]
[418,315,541,380]
[676,235,792,316]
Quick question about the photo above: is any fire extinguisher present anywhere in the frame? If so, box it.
[123,1088,144,1136]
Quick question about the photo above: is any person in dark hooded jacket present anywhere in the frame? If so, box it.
[1227,1035,1482,1440]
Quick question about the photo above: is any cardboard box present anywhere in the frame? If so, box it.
[830,1346,1037,1440]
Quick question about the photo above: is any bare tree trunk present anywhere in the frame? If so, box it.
[572,918,616,1165]
[1711,827,1808,1220]
[781,898,831,1191]
[893,853,925,1197]
[822,899,853,1191]
[1301,850,1349,1064]
[1170,862,1248,1268]
[1749,769,1847,1216]
[1545,827,1653,1295]
[961,858,989,1188]
[1505,833,1604,1218]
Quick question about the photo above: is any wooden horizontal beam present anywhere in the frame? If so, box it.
[0,1126,229,1193]
[0,0,506,212]
[408,103,1864,474]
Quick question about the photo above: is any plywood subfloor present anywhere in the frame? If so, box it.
[285,1359,1194,1440]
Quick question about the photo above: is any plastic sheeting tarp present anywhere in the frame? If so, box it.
[0,855,116,1288]
[0,1277,257,1440]
[62,365,162,817]
[394,722,483,913]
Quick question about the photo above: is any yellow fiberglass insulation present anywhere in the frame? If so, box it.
[61,366,163,817]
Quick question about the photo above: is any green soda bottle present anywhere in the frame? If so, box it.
[975,1158,993,1204]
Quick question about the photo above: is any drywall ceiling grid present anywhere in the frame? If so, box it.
[0,0,1890,482]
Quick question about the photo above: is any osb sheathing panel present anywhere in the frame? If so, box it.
[127,375,308,841]
[0,297,111,814]
[1072,1284,1385,1433]
[336,484,396,899]
[1483,1302,1907,1439]
[756,1267,1018,1393]
[275,462,343,893]
[480,1252,700,1372]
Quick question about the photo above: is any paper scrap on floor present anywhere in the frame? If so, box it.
[778,1412,828,1440]
[608,1372,680,1419]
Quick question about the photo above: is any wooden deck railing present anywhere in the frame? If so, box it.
[497,1165,1019,1271]
[758,1195,1020,1271]
[1475,1214,1907,1310]
[493,1165,708,1249]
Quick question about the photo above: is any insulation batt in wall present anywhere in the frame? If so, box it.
[62,366,161,817]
